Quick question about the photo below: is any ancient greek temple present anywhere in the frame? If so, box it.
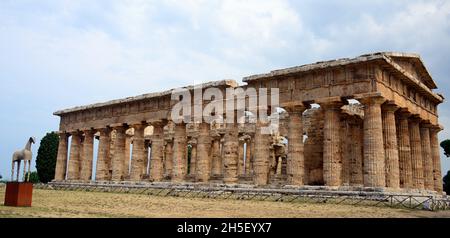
[53,52,445,193]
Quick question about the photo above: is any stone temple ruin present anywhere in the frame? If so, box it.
[52,52,445,195]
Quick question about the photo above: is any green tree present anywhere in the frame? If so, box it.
[443,170,450,195]
[440,139,450,157]
[36,132,59,183]
[25,171,40,183]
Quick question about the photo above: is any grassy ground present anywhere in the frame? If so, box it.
[1,186,449,218]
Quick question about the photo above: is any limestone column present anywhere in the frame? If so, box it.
[189,140,197,175]
[164,139,174,179]
[210,136,222,177]
[196,123,212,182]
[172,122,187,182]
[430,125,443,192]
[112,126,127,181]
[67,131,81,180]
[223,118,239,184]
[285,103,308,185]
[348,116,363,186]
[124,134,132,179]
[130,123,146,181]
[340,114,351,186]
[420,123,434,190]
[54,132,69,181]
[245,139,252,175]
[382,102,400,189]
[150,122,165,182]
[237,139,245,176]
[409,116,424,189]
[360,96,386,188]
[95,127,111,181]
[319,99,344,187]
[253,122,270,185]
[80,130,94,181]
[396,110,413,188]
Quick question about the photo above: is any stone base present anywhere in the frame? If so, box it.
[4,182,33,207]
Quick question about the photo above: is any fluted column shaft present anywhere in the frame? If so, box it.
[150,123,165,181]
[430,126,443,192]
[409,117,424,189]
[130,124,146,181]
[382,103,400,189]
[245,139,252,175]
[286,104,307,185]
[420,124,434,190]
[172,122,187,182]
[348,117,363,186]
[223,121,239,184]
[95,128,111,181]
[196,123,212,182]
[54,132,69,181]
[320,100,343,187]
[164,140,174,178]
[211,137,222,176]
[396,111,413,188]
[253,122,270,185]
[361,96,386,188]
[112,126,127,181]
[189,141,197,175]
[80,130,94,181]
[238,141,245,176]
[67,132,81,180]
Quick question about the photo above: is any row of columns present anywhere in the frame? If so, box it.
[318,96,442,192]
[54,96,443,192]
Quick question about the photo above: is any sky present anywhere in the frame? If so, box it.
[1,0,450,180]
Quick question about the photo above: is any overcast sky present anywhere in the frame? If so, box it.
[1,0,450,181]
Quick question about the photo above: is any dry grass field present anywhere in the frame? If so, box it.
[1,186,449,218]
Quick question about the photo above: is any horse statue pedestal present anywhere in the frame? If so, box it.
[4,182,33,207]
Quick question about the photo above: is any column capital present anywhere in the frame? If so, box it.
[148,119,168,127]
[381,101,399,112]
[110,123,129,130]
[408,115,422,124]
[131,122,148,130]
[396,108,411,119]
[430,124,444,133]
[359,95,386,106]
[57,131,69,137]
[281,102,311,114]
[316,96,346,109]
[420,120,433,128]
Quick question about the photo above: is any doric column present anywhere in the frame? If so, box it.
[149,121,165,182]
[360,96,386,188]
[396,110,413,188]
[340,113,351,186]
[124,134,132,179]
[67,131,81,180]
[420,122,434,190]
[80,130,94,181]
[111,125,127,181]
[223,116,239,184]
[196,123,212,182]
[210,136,222,177]
[382,102,400,189]
[430,125,443,192]
[285,103,308,185]
[237,139,245,176]
[164,139,174,179]
[319,98,344,187]
[130,123,147,181]
[172,122,187,182]
[54,132,69,181]
[245,139,252,175]
[348,116,363,186]
[253,121,270,185]
[189,139,197,175]
[409,116,424,189]
[95,127,111,181]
